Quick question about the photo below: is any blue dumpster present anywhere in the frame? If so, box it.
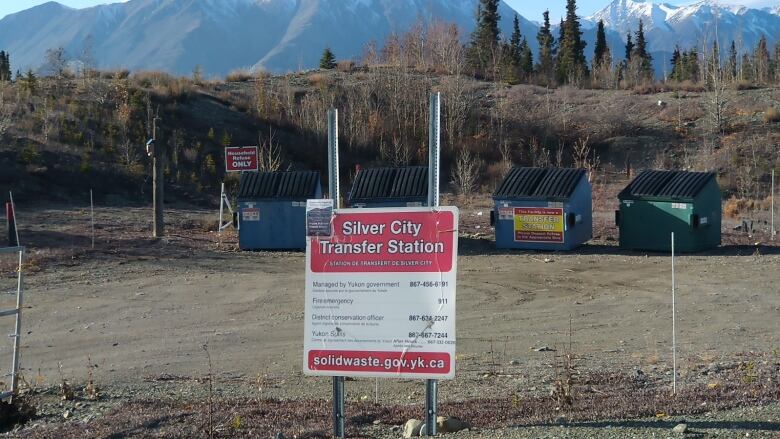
[492,167,592,250]
[237,170,322,250]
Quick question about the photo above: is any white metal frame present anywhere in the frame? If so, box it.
[218,182,235,234]
[0,245,24,402]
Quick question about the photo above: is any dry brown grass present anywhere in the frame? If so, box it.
[674,80,706,93]
[337,60,356,72]
[307,72,332,88]
[225,69,254,83]
[723,196,771,218]
[21,352,780,438]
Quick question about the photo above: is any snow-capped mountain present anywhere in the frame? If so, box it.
[0,0,537,76]
[0,0,776,76]
[586,0,780,54]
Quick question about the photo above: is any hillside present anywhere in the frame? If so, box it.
[1,66,778,209]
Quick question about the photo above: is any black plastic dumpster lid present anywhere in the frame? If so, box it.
[349,166,428,202]
[238,171,320,200]
[494,167,585,199]
[620,170,716,200]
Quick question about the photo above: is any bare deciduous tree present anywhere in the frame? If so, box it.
[258,129,282,172]
[451,146,481,195]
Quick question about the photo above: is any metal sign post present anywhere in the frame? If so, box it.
[90,189,95,249]
[771,169,775,240]
[1,194,24,402]
[151,116,164,238]
[671,232,677,394]
[7,192,19,247]
[426,92,441,436]
[327,107,345,439]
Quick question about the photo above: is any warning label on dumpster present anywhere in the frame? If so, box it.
[303,207,458,379]
[242,207,260,222]
[513,207,564,243]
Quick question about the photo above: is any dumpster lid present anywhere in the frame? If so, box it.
[493,167,586,200]
[349,166,428,203]
[238,171,320,200]
[620,170,716,200]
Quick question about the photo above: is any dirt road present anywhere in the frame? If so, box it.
[4,205,777,405]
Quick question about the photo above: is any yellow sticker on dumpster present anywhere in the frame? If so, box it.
[514,207,564,243]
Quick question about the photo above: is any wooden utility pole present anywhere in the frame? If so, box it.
[152,115,164,238]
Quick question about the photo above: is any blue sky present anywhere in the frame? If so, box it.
[0,0,777,22]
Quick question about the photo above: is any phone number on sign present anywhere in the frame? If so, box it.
[409,281,449,288]
[408,315,449,322]
[408,332,449,339]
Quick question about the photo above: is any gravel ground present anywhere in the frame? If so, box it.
[0,202,777,438]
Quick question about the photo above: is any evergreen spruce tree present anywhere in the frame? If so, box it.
[728,40,738,81]
[753,35,770,83]
[686,48,700,82]
[505,14,523,83]
[520,41,534,76]
[773,43,780,83]
[319,47,337,69]
[670,46,682,81]
[536,10,556,82]
[510,14,522,64]
[20,69,37,94]
[624,32,634,63]
[0,51,9,81]
[741,53,752,82]
[631,19,653,79]
[556,0,589,83]
[558,18,566,56]
[468,0,501,78]
[593,20,608,68]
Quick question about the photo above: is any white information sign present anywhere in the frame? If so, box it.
[303,207,459,379]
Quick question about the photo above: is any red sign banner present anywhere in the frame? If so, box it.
[225,146,259,172]
[309,209,456,273]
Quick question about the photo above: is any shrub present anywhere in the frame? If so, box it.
[677,80,705,93]
[337,60,355,72]
[723,197,769,218]
[19,142,40,165]
[226,69,254,82]
[734,80,756,91]
[308,72,331,88]
[763,107,780,123]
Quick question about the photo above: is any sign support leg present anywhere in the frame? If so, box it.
[10,248,23,401]
[425,379,437,435]
[425,92,441,436]
[327,107,345,439]
[218,182,225,237]
[333,376,345,438]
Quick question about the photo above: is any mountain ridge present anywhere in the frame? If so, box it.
[0,0,777,76]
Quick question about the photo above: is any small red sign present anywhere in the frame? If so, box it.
[225,146,259,172]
